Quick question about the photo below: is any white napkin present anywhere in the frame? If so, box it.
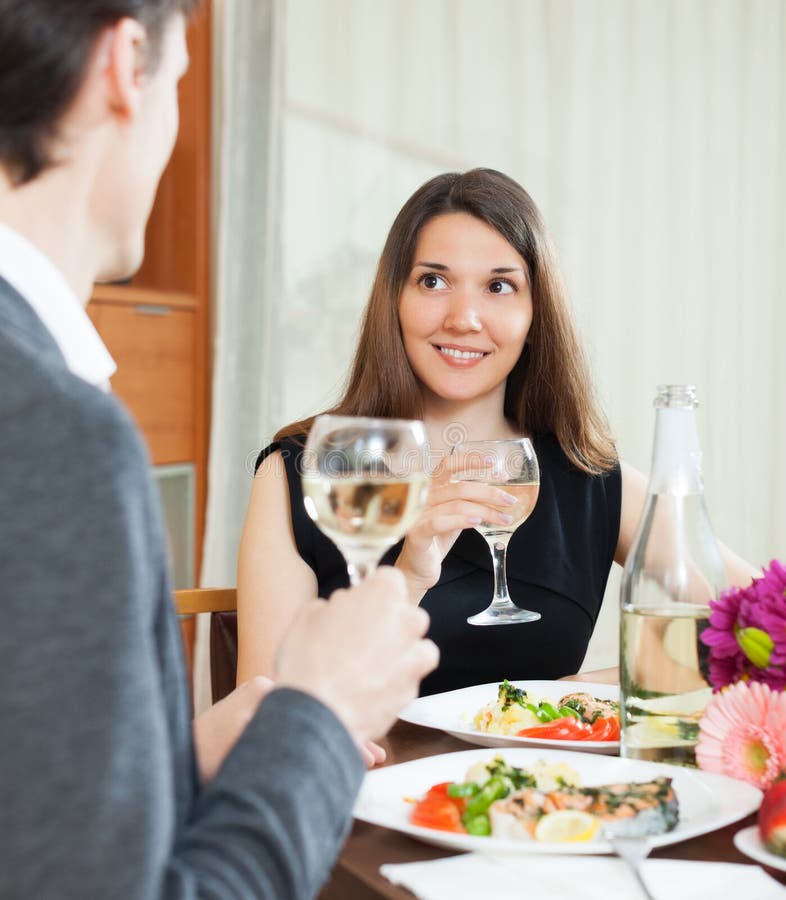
[380,853,786,900]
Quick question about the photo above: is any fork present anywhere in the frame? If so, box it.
[605,832,655,900]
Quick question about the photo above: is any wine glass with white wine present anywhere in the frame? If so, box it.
[452,438,541,625]
[301,415,430,584]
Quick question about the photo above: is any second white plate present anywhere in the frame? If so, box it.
[399,679,620,754]
[734,825,786,873]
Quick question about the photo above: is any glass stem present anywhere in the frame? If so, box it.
[345,557,378,586]
[487,537,513,607]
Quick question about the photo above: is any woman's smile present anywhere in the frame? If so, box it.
[433,343,491,365]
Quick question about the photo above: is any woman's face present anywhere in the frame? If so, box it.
[398,211,533,410]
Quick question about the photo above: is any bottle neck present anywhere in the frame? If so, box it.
[648,406,705,495]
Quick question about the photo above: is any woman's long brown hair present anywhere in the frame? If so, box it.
[277,168,616,474]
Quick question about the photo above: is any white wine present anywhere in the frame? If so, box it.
[620,604,712,766]
[467,480,539,539]
[302,474,429,551]
[302,415,430,584]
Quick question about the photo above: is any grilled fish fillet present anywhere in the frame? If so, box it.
[489,776,678,841]
[558,691,619,722]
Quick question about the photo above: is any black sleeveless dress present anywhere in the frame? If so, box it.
[256,434,621,696]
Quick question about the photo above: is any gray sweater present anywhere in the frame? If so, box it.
[0,277,365,898]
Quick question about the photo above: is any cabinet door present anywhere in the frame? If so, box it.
[88,302,196,465]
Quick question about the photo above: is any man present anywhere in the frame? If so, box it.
[0,2,438,897]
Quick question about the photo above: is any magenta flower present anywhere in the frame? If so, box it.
[701,582,749,690]
[702,586,747,657]
[755,560,786,668]
[701,560,786,692]
[707,653,746,694]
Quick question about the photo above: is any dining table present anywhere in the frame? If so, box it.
[319,719,786,900]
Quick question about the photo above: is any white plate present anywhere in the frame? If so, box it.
[734,825,786,872]
[354,747,762,855]
[399,680,620,755]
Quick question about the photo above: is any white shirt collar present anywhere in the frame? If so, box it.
[0,222,116,389]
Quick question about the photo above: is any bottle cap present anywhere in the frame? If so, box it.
[654,384,698,409]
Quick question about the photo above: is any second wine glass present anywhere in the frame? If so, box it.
[453,438,541,625]
[301,415,430,585]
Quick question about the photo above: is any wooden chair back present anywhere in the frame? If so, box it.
[174,588,238,704]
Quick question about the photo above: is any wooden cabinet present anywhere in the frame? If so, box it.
[87,299,197,463]
[88,3,211,582]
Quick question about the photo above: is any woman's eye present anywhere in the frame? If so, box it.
[488,279,515,295]
[419,273,448,290]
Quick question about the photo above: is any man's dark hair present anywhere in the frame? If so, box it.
[0,0,200,186]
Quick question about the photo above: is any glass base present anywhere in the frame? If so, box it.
[467,604,541,626]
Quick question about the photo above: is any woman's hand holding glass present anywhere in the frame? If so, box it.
[394,448,532,603]
[451,438,541,625]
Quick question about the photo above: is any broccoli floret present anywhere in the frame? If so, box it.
[498,678,528,711]
[561,696,586,716]
[485,756,537,790]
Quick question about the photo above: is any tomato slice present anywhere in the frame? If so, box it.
[587,716,620,741]
[410,782,466,833]
[517,715,620,741]
[424,782,453,799]
[517,717,590,740]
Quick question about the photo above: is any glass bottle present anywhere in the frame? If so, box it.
[620,384,727,766]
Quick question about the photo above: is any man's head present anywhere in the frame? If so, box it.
[0,0,198,287]
[0,0,198,186]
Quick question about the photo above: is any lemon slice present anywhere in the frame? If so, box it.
[630,687,711,718]
[534,811,599,843]
[623,719,694,748]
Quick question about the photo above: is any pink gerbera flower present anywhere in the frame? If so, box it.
[696,681,786,789]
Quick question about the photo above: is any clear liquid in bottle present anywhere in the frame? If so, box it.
[620,386,726,766]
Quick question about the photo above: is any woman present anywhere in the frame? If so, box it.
[237,168,754,696]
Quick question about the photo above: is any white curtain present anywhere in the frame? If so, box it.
[197,0,283,711]
[203,0,786,682]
